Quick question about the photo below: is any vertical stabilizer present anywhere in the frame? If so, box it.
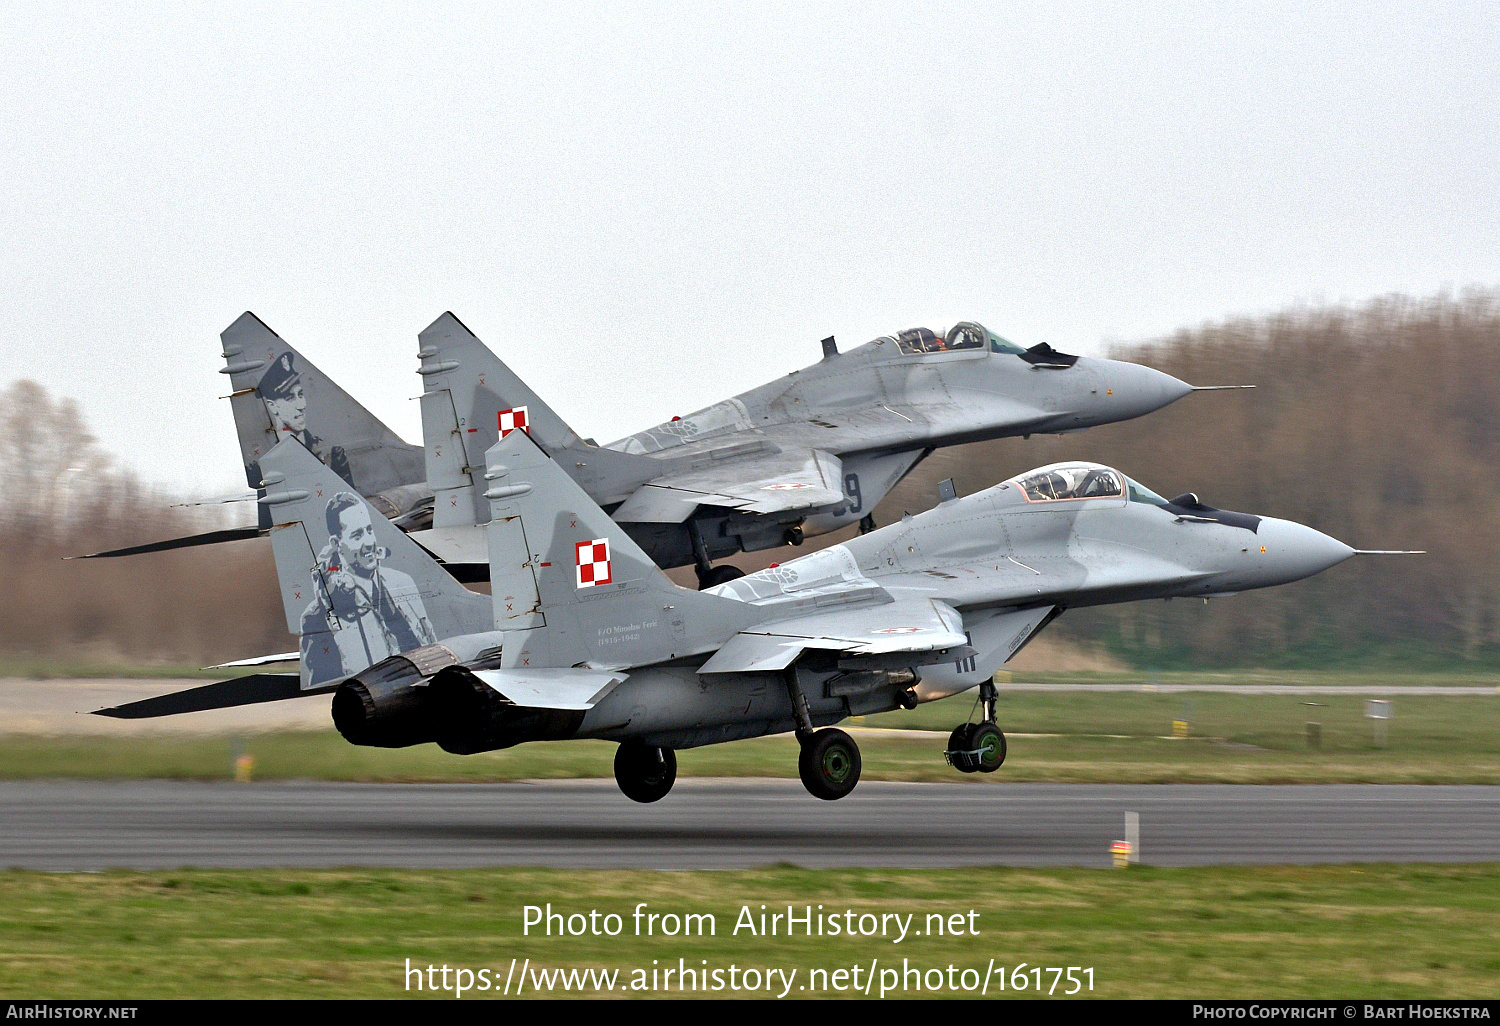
[221,313,426,527]
[482,429,752,671]
[258,438,492,688]
[418,312,587,530]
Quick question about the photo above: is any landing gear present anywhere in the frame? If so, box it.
[798,728,862,800]
[697,565,745,589]
[782,665,862,800]
[947,721,1006,773]
[945,681,1007,775]
[614,741,677,803]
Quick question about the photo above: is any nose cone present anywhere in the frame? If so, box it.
[1084,358,1194,423]
[1255,518,1356,585]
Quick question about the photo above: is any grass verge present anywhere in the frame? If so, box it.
[5,688,1498,784]
[3,864,1497,999]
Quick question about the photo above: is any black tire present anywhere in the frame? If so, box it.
[948,725,980,773]
[798,728,862,800]
[698,565,746,589]
[614,742,677,803]
[968,722,1007,773]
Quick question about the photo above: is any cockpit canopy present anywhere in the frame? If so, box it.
[1005,462,1171,506]
[889,321,1027,357]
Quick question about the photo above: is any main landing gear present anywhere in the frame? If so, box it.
[784,666,862,800]
[945,681,1007,774]
[688,519,748,589]
[614,740,677,803]
[696,565,745,589]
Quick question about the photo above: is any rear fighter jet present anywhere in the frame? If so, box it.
[415,314,1206,587]
[96,431,1369,802]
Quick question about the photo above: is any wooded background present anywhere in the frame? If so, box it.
[4,290,1495,670]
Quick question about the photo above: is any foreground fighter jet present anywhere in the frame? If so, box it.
[416,314,1205,587]
[74,313,433,560]
[97,432,1367,802]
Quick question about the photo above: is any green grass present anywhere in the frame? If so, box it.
[3,864,1497,999]
[6,684,1497,784]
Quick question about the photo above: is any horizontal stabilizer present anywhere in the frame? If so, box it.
[68,527,265,560]
[204,651,299,669]
[471,667,628,710]
[91,673,315,718]
[173,490,257,507]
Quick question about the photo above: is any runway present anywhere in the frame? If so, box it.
[4,779,1497,871]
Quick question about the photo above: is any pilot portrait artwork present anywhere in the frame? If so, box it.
[300,492,437,684]
[251,351,354,488]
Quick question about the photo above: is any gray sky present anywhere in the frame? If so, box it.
[3,1,1496,497]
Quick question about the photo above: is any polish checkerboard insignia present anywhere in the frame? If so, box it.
[498,406,530,438]
[575,538,612,588]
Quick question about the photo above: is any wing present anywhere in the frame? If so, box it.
[698,596,970,674]
[612,448,848,524]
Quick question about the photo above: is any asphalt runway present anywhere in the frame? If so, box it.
[4,779,1497,871]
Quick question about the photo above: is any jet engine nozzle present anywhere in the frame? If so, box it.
[332,652,448,748]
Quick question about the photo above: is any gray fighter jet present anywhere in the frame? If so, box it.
[76,313,1207,581]
[96,431,1369,802]
[415,313,1205,587]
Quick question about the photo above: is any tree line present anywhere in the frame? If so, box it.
[883,289,1500,667]
[3,289,1496,670]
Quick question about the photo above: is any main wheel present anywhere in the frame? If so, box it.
[798,728,862,800]
[698,565,746,589]
[948,725,980,773]
[968,722,1007,773]
[614,741,677,803]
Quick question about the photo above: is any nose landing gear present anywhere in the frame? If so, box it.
[945,681,1007,775]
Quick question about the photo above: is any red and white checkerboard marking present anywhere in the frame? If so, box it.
[497,406,530,437]
[575,538,612,588]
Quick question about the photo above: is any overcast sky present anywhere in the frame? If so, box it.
[3,1,1496,496]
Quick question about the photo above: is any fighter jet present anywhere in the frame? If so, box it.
[72,313,434,561]
[415,313,1205,587]
[96,431,1372,802]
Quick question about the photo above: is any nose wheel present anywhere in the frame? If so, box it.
[614,741,677,803]
[945,681,1007,774]
[946,721,1006,773]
